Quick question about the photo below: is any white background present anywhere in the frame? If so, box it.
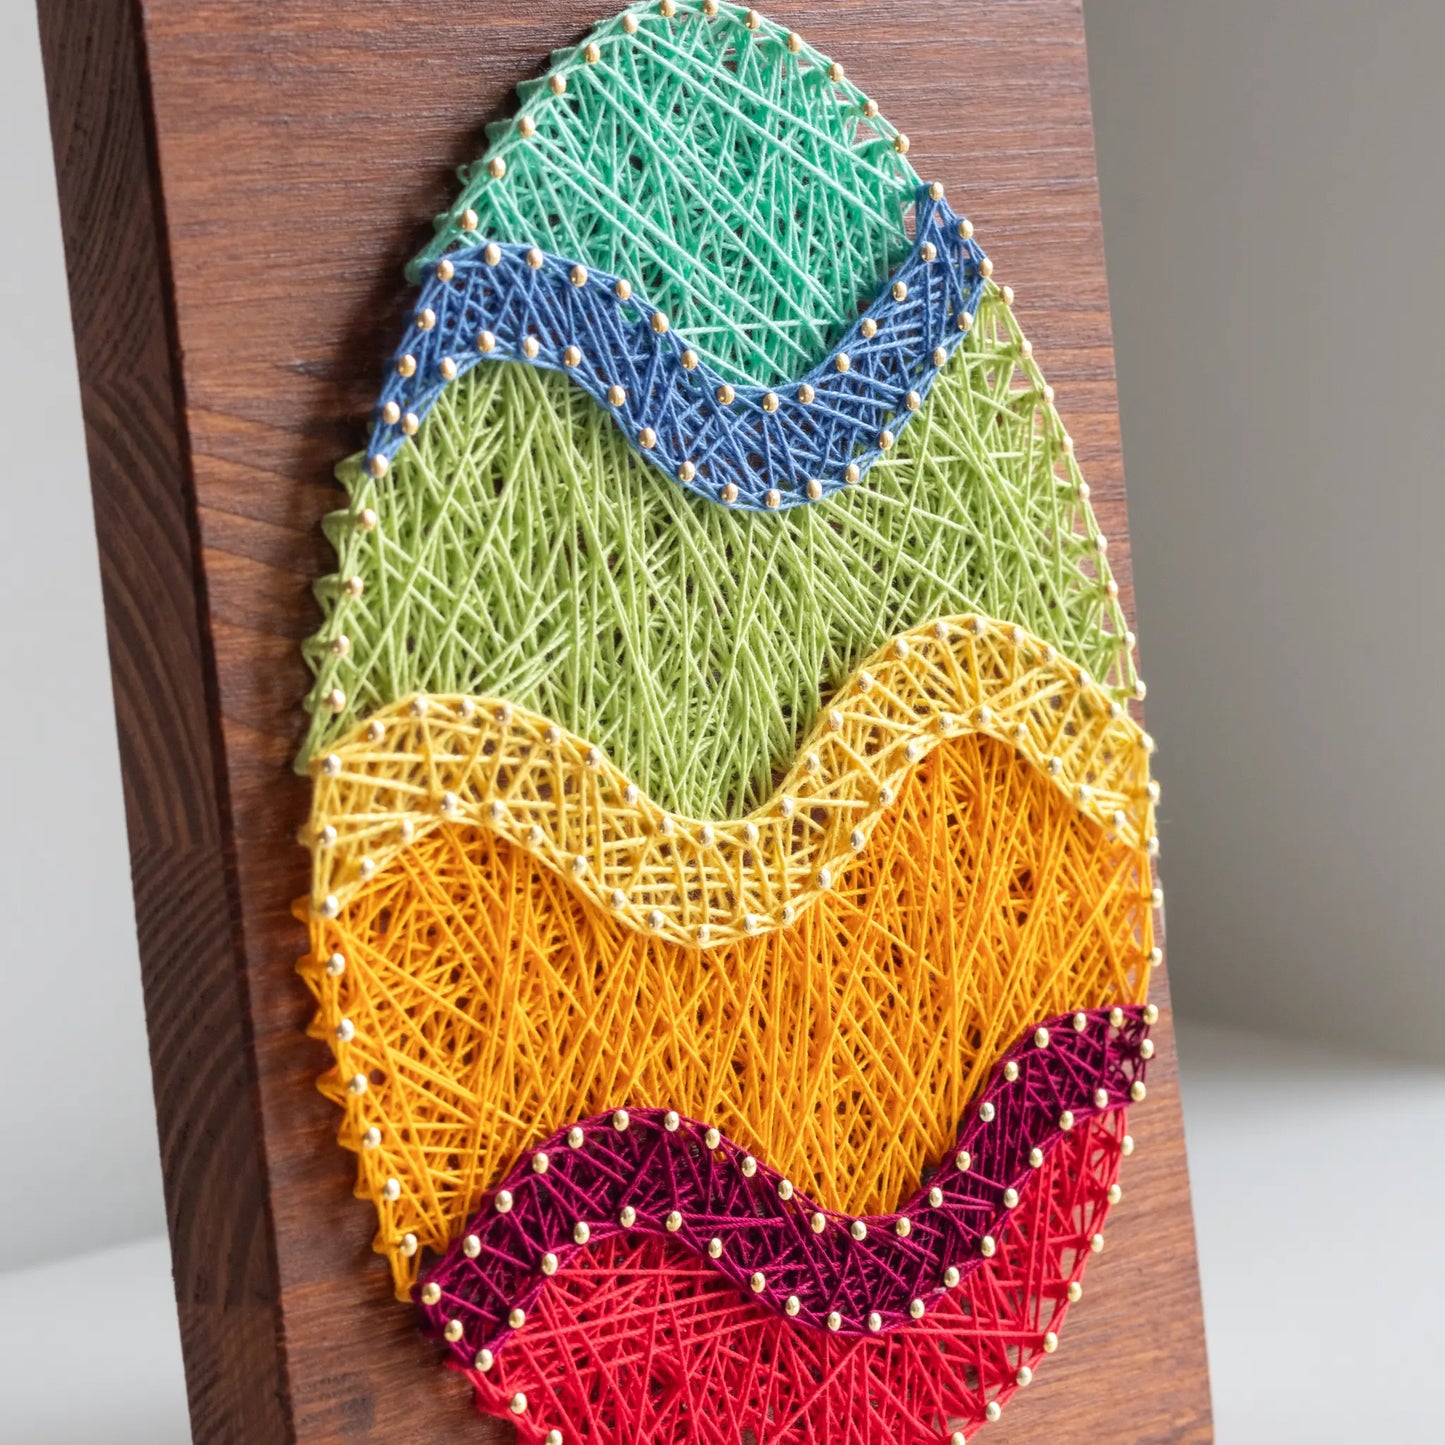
[1,1,1442,1439]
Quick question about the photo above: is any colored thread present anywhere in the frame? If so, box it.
[303,292,1140,809]
[418,1007,1149,1355]
[303,730,1153,1294]
[411,2,920,385]
[465,1113,1128,1443]
[308,614,1157,938]
[301,4,1165,1427]
[374,185,986,509]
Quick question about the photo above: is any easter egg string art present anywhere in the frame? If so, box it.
[299,4,1162,1440]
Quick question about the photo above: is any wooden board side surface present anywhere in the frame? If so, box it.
[36,1,292,1438]
[42,1,1211,1440]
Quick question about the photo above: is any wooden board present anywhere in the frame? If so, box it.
[37,2,1212,1440]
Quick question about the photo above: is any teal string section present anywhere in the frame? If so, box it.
[409,1,920,385]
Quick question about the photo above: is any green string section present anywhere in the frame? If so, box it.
[410,1,919,384]
[304,286,1138,818]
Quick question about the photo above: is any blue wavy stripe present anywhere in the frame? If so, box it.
[367,183,988,511]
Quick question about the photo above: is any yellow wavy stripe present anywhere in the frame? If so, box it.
[308,614,1157,947]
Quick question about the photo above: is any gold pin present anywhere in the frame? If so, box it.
[460,208,479,232]
[892,280,908,303]
[483,241,501,265]
[761,391,779,412]
[478,330,496,353]
[638,427,657,449]
[615,278,633,300]
[402,412,420,436]
[563,346,581,367]
[828,61,844,82]
[549,74,567,96]
[678,460,697,482]
[716,382,735,405]
[488,156,506,180]
[526,247,544,269]
[835,352,851,373]
[860,317,878,338]
[570,263,588,286]
[438,357,457,380]
[651,311,669,334]
[680,348,699,369]
[607,384,627,406]
[584,42,601,63]
[798,382,815,404]
[862,97,879,118]
[517,116,536,138]
[436,258,455,282]
[397,353,418,379]
[381,400,401,424]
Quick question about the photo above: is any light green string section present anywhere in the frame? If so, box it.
[303,286,1138,818]
[410,0,919,384]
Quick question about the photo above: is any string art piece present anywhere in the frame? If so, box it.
[299,3,1161,1439]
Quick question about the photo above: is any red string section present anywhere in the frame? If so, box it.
[417,1008,1151,1357]
[462,1112,1129,1444]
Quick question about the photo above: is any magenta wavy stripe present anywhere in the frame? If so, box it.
[417,1006,1152,1363]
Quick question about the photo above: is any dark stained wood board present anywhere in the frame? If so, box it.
[37,1,1212,1440]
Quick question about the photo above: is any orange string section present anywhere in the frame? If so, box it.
[304,733,1153,1295]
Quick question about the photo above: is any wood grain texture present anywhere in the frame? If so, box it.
[39,1,1212,1440]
